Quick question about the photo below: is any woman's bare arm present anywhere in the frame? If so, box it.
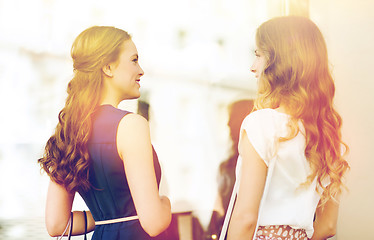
[117,113,171,237]
[311,193,340,240]
[227,130,267,240]
[45,180,95,237]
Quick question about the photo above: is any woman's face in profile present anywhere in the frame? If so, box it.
[108,40,145,100]
[250,47,267,79]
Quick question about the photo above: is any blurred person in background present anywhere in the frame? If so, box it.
[222,16,349,240]
[206,99,253,239]
[38,26,171,240]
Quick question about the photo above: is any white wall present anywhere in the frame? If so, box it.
[310,0,374,238]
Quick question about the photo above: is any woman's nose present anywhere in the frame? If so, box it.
[139,66,144,76]
[250,64,256,73]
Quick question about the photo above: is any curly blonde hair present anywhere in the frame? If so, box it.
[38,26,131,192]
[254,16,349,205]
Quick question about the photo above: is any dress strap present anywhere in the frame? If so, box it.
[95,215,139,225]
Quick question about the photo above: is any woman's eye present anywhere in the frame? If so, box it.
[132,58,138,63]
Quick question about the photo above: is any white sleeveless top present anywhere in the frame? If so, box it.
[236,108,328,238]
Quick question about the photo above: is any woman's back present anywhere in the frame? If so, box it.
[239,108,326,237]
[79,104,161,239]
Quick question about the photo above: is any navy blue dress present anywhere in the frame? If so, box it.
[79,105,161,240]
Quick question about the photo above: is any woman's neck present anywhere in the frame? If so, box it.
[274,104,288,114]
[99,100,118,108]
[100,94,120,108]
[100,88,120,108]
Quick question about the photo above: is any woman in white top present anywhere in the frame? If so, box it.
[226,16,349,240]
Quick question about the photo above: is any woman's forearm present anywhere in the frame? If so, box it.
[311,195,339,240]
[311,219,336,240]
[57,211,95,237]
[149,196,172,236]
[71,211,95,235]
[227,213,257,240]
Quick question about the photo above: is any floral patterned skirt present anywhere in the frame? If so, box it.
[254,225,309,240]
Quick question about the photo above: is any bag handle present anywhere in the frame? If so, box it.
[68,212,73,240]
[57,211,87,240]
[219,157,275,240]
[83,210,87,240]
[57,212,73,240]
[219,180,238,240]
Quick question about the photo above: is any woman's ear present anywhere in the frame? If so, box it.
[102,64,113,77]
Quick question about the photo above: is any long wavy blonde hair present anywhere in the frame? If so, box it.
[254,16,349,205]
[38,26,131,192]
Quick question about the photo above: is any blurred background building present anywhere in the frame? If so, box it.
[0,0,373,239]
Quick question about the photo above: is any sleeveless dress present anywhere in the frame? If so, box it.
[79,105,161,240]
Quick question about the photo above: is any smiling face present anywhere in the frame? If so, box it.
[250,48,267,79]
[105,39,144,101]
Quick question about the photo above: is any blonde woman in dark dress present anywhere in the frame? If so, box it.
[38,26,171,239]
